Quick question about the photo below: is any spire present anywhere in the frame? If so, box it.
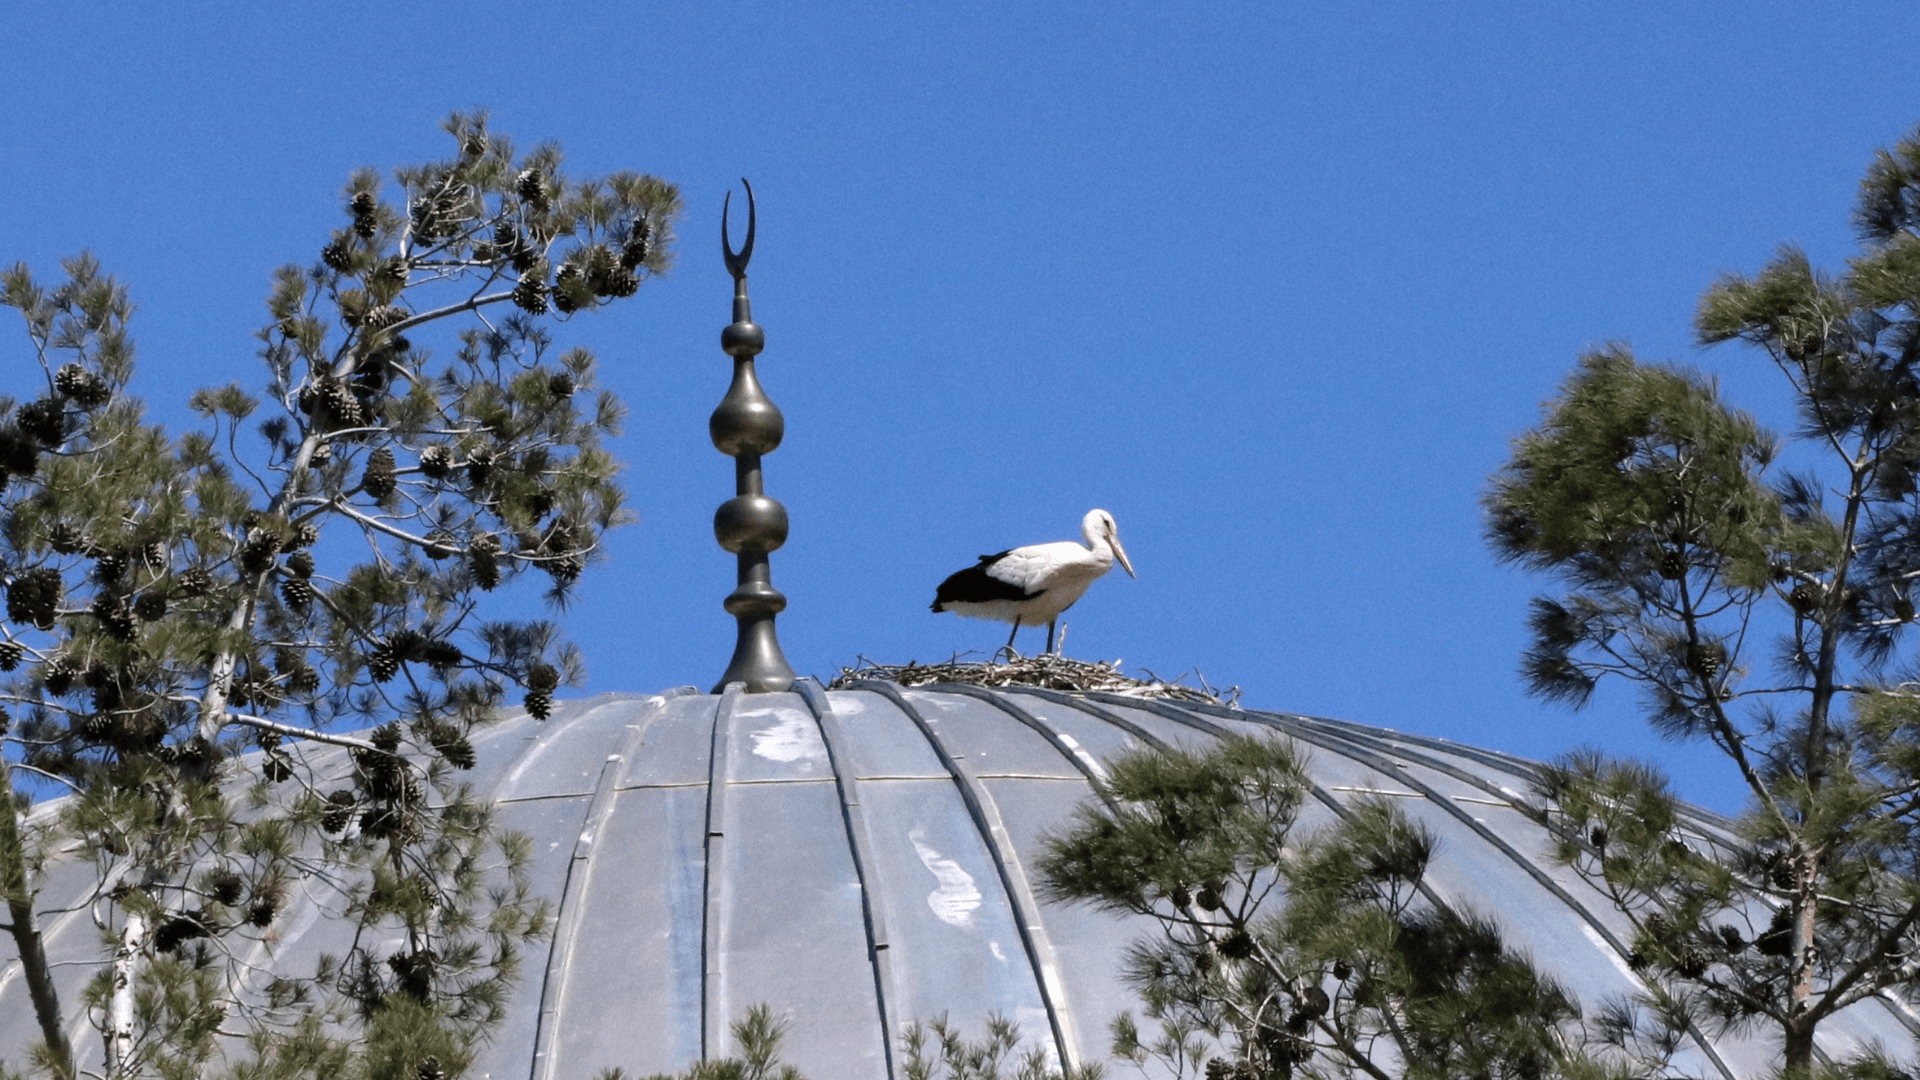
[709,180,796,692]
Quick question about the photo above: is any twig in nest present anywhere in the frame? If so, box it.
[829,652,1240,707]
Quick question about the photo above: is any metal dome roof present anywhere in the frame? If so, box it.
[7,682,1917,1079]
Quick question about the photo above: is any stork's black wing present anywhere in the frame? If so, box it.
[930,551,1042,611]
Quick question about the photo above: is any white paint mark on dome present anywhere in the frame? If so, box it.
[1054,732,1108,782]
[747,710,826,765]
[989,940,1007,962]
[910,828,982,927]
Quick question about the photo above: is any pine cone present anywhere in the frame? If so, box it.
[0,429,37,479]
[1897,597,1916,623]
[516,168,550,211]
[0,641,20,671]
[93,550,127,582]
[437,733,475,770]
[1657,549,1687,580]
[54,364,110,407]
[322,240,353,272]
[351,190,377,219]
[313,376,364,429]
[469,534,501,590]
[367,640,400,683]
[204,869,245,906]
[601,265,639,298]
[248,897,279,927]
[511,275,549,315]
[263,755,294,783]
[548,370,576,398]
[138,540,164,567]
[47,521,88,554]
[1685,641,1726,680]
[176,567,214,597]
[361,447,397,500]
[388,948,437,1000]
[288,522,320,549]
[240,530,281,574]
[1757,907,1795,957]
[17,398,69,446]
[89,595,135,641]
[419,1057,445,1080]
[524,487,555,520]
[465,446,495,488]
[418,445,453,479]
[1332,958,1353,980]
[42,655,77,696]
[280,577,313,612]
[362,304,407,332]
[527,662,560,692]
[53,362,87,397]
[524,688,552,721]
[285,663,319,695]
[154,912,211,954]
[422,529,456,560]
[371,718,403,750]
[1674,945,1708,979]
[284,550,314,578]
[416,639,462,668]
[321,791,357,833]
[1718,924,1747,954]
[545,551,585,585]
[7,567,63,630]
[1218,930,1254,959]
[1789,582,1822,615]
[620,219,651,268]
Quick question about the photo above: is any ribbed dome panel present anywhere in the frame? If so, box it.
[6,683,1916,1080]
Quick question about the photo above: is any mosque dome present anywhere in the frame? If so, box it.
[11,680,1912,1080]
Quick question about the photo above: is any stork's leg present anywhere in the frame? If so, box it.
[1005,618,1021,652]
[1046,621,1057,654]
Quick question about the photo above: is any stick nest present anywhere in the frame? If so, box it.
[829,651,1241,707]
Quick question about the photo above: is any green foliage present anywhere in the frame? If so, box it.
[1039,736,1606,1080]
[603,1005,804,1080]
[1487,121,1920,1077]
[900,1014,1101,1080]
[0,113,678,1080]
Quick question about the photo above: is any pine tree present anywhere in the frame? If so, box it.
[1037,736,1606,1080]
[0,112,680,1080]
[1485,123,1920,1078]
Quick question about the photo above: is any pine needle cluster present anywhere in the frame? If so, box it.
[1038,736,1604,1080]
[0,113,678,1080]
[1486,122,1920,1077]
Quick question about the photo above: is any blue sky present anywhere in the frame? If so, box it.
[4,2,1918,813]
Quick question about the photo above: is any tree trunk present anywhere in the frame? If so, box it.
[0,763,74,1080]
[103,906,146,1080]
[1782,1018,1816,1080]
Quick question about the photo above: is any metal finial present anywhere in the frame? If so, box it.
[721,179,756,279]
[709,179,794,694]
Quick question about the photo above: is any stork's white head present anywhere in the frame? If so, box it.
[1082,508,1136,579]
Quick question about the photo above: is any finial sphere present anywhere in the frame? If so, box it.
[721,320,765,357]
[714,495,789,554]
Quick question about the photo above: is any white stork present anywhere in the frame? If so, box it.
[930,508,1136,654]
